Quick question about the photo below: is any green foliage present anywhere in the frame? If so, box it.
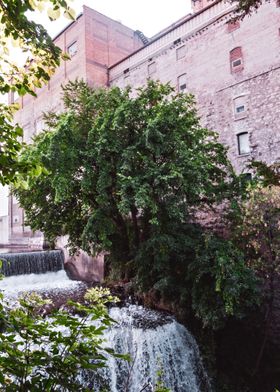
[0,103,24,184]
[189,234,259,329]
[14,80,259,329]
[239,184,280,275]
[154,366,171,392]
[249,160,280,187]
[0,287,127,391]
[0,0,73,185]
[15,80,231,255]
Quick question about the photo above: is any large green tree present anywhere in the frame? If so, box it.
[15,80,231,257]
[0,0,74,185]
[14,80,258,328]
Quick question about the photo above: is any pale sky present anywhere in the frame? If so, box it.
[36,0,192,38]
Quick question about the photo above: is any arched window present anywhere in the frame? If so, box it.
[230,47,243,73]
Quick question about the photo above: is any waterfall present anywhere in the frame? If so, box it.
[85,305,211,392]
[0,250,85,299]
[0,250,64,276]
[0,251,210,391]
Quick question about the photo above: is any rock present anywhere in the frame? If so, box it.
[56,236,104,283]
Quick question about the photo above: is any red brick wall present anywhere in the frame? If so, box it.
[13,7,143,142]
[84,6,143,87]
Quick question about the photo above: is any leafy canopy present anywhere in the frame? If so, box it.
[15,79,231,258]
[0,0,74,185]
[14,80,259,329]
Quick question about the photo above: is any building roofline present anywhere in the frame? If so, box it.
[52,12,83,42]
[52,5,140,43]
[109,0,222,70]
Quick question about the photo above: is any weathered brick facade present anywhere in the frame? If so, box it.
[3,1,280,245]
[109,0,280,174]
[12,6,143,143]
[7,6,144,244]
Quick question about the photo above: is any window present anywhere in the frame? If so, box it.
[148,62,156,75]
[233,95,247,118]
[236,105,245,113]
[67,41,77,57]
[173,38,181,45]
[176,45,186,60]
[227,20,240,33]
[237,132,250,155]
[232,59,242,67]
[178,74,187,92]
[230,47,243,73]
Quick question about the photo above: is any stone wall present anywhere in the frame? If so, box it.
[109,1,280,173]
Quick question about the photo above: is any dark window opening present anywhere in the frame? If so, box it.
[236,105,245,113]
[173,38,181,45]
[232,59,242,67]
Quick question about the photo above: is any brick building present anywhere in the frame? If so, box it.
[5,5,144,245]
[1,0,280,246]
[109,0,280,174]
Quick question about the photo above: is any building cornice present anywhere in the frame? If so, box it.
[109,0,236,81]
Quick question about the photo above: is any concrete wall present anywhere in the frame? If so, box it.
[109,0,280,173]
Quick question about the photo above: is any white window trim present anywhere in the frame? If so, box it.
[237,132,250,155]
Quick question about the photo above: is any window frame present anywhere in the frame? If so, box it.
[67,40,78,57]
[237,132,250,155]
[230,47,244,73]
[177,73,187,92]
[233,95,248,119]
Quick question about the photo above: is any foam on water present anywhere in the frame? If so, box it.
[0,270,83,297]
[86,305,211,392]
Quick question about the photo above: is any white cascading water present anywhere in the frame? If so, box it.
[0,250,211,392]
[0,269,83,296]
[0,250,84,299]
[86,305,211,392]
